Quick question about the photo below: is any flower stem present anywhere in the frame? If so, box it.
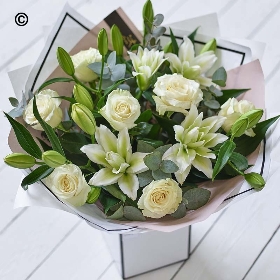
[98,56,105,93]
[135,89,143,100]
[72,75,98,94]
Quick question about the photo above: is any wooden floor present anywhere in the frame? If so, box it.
[1,0,280,279]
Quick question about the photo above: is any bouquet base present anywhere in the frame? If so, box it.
[102,226,191,279]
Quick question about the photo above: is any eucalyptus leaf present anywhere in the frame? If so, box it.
[212,140,236,179]
[137,140,155,153]
[154,144,172,157]
[204,99,220,109]
[9,97,19,107]
[153,14,164,26]
[183,188,211,210]
[124,206,146,221]
[107,205,124,220]
[152,26,166,38]
[138,170,154,187]
[152,169,171,180]
[88,62,109,75]
[212,67,227,87]
[144,151,162,170]
[111,64,126,82]
[160,160,179,173]
[209,85,223,97]
[171,203,187,219]
[103,185,126,202]
[107,51,116,68]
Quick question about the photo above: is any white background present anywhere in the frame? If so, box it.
[1,0,280,279]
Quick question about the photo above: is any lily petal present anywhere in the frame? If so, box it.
[117,128,132,161]
[118,173,139,200]
[127,152,149,174]
[80,144,109,167]
[192,51,217,73]
[192,156,213,178]
[95,125,117,153]
[89,168,122,186]
[175,165,191,185]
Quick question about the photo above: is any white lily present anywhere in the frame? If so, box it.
[128,46,167,91]
[165,37,217,87]
[81,125,149,200]
[163,105,227,184]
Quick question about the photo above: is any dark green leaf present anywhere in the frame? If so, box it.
[36,138,52,152]
[55,96,76,104]
[142,90,156,105]
[144,151,162,170]
[212,140,236,179]
[107,205,124,220]
[188,27,199,44]
[171,202,187,218]
[9,97,19,107]
[33,96,65,157]
[124,206,146,221]
[137,140,155,153]
[204,99,220,109]
[152,169,171,180]
[235,115,280,156]
[136,109,152,123]
[4,112,42,159]
[212,67,227,87]
[217,88,250,104]
[129,122,153,136]
[138,170,154,187]
[60,133,90,154]
[169,28,179,55]
[183,188,211,210]
[230,152,248,171]
[154,114,177,143]
[137,138,163,149]
[21,165,54,190]
[181,184,198,194]
[37,77,73,92]
[61,120,73,130]
[99,192,120,214]
[56,47,75,76]
[130,44,142,51]
[103,185,126,202]
[160,160,179,173]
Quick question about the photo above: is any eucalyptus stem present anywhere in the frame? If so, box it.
[98,56,105,93]
[72,75,98,93]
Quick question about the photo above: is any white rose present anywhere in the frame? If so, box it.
[153,74,203,115]
[99,89,141,131]
[44,164,91,207]
[218,98,256,136]
[23,89,63,131]
[71,48,102,82]
[138,178,182,218]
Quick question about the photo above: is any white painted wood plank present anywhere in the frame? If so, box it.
[173,181,280,280]
[245,225,280,280]
[0,208,79,280]
[27,222,112,280]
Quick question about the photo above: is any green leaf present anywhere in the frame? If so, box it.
[181,184,198,194]
[99,192,120,214]
[230,152,248,171]
[55,96,76,104]
[217,88,250,104]
[107,205,124,220]
[169,28,179,55]
[36,138,52,152]
[124,206,146,221]
[212,67,227,87]
[183,188,211,210]
[171,203,187,219]
[154,144,172,157]
[98,28,108,56]
[37,77,73,92]
[136,109,152,123]
[4,112,42,159]
[61,120,73,130]
[209,85,223,97]
[129,122,153,136]
[204,99,220,109]
[9,97,19,107]
[137,138,163,149]
[138,170,154,187]
[212,140,236,179]
[160,160,179,173]
[60,133,90,154]
[244,172,265,190]
[200,38,216,54]
[144,151,162,171]
[142,90,156,105]
[230,117,249,138]
[235,115,280,156]
[154,114,177,143]
[152,169,171,180]
[21,165,54,190]
[188,27,199,44]
[103,185,126,202]
[33,96,65,157]
[137,140,155,153]
[56,47,75,76]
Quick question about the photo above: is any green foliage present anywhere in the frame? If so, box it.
[138,170,154,187]
[56,47,75,76]
[98,28,108,56]
[102,185,126,202]
[124,206,146,221]
[86,187,101,204]
[200,38,217,54]
[188,27,199,44]
[107,205,124,220]
[217,88,250,104]
[37,77,73,92]
[183,188,211,210]
[245,172,265,190]
[171,203,187,218]
[111,24,124,56]
[212,67,227,87]
[142,0,154,45]
[169,28,179,55]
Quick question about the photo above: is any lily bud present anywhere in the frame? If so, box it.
[86,187,101,204]
[73,84,94,111]
[200,38,217,54]
[98,28,108,56]
[4,153,35,169]
[42,150,66,168]
[241,109,263,129]
[230,117,249,138]
[245,172,265,190]
[57,47,75,76]
[111,24,123,56]
[71,103,96,135]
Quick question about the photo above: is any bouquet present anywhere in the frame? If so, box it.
[4,0,278,232]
